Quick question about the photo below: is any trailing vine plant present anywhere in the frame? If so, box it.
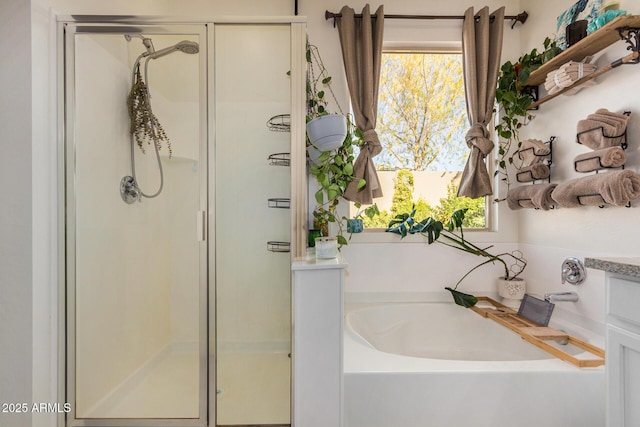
[494,37,560,201]
[305,43,364,247]
[127,68,172,157]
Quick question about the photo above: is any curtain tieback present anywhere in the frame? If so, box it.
[362,129,382,156]
[465,123,494,156]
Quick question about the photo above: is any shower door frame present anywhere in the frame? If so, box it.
[59,15,307,427]
[61,21,209,427]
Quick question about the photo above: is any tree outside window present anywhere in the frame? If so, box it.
[358,52,486,229]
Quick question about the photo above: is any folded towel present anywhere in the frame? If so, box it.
[594,108,630,131]
[576,119,623,149]
[544,61,598,95]
[507,183,558,210]
[516,164,551,182]
[574,147,627,173]
[551,170,640,208]
[518,139,551,166]
[588,113,627,135]
[595,108,630,124]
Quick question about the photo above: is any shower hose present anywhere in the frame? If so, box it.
[129,55,164,199]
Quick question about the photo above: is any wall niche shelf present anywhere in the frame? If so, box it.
[526,15,640,109]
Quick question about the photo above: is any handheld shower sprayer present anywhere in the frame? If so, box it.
[120,34,201,204]
[125,34,199,60]
[149,40,200,59]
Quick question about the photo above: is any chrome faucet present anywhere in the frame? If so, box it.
[544,291,579,303]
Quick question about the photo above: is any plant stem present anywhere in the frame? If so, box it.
[452,258,502,290]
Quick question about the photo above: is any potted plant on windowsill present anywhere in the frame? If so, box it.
[344,203,379,235]
[386,208,527,308]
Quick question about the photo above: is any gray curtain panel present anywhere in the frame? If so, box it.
[458,6,505,199]
[336,4,384,204]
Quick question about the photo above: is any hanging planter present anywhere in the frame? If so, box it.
[306,114,348,152]
[306,145,323,166]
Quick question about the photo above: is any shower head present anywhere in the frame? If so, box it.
[150,40,199,59]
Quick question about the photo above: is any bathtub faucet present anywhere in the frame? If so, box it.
[544,291,579,303]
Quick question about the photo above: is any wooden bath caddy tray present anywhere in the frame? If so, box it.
[470,297,605,368]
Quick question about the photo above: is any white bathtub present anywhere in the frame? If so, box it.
[344,300,605,427]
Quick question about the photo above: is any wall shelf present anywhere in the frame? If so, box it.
[526,15,640,109]
[268,152,290,166]
[267,241,290,253]
[268,198,291,209]
[266,114,291,132]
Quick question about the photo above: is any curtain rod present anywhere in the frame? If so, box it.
[325,10,528,29]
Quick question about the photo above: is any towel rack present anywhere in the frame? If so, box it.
[574,151,627,174]
[515,136,554,185]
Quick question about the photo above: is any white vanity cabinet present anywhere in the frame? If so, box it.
[292,255,347,427]
[606,275,640,427]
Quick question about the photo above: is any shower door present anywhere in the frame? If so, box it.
[64,23,208,426]
[63,18,306,427]
[212,24,299,426]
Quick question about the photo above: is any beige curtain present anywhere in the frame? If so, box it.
[336,4,384,205]
[458,6,505,199]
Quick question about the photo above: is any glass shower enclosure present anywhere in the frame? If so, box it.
[62,19,305,427]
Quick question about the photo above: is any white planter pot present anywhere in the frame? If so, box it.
[306,145,323,166]
[306,114,347,151]
[497,277,526,309]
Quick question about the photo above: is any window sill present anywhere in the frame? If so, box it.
[344,227,502,245]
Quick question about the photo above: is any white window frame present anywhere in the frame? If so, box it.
[347,46,495,240]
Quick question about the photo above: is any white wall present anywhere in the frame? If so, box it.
[300,0,523,295]
[517,0,640,324]
[0,1,33,427]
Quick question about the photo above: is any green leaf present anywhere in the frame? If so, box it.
[318,90,325,99]
[356,178,366,189]
[306,49,311,63]
[445,287,478,308]
[327,187,339,201]
[322,76,332,84]
[343,163,354,176]
[336,235,348,246]
[315,189,324,205]
[448,209,467,230]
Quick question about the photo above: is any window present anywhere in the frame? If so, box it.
[356,51,487,229]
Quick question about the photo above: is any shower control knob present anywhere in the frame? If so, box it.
[561,257,586,285]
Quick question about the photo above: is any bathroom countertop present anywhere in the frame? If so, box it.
[292,252,348,271]
[584,257,640,279]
